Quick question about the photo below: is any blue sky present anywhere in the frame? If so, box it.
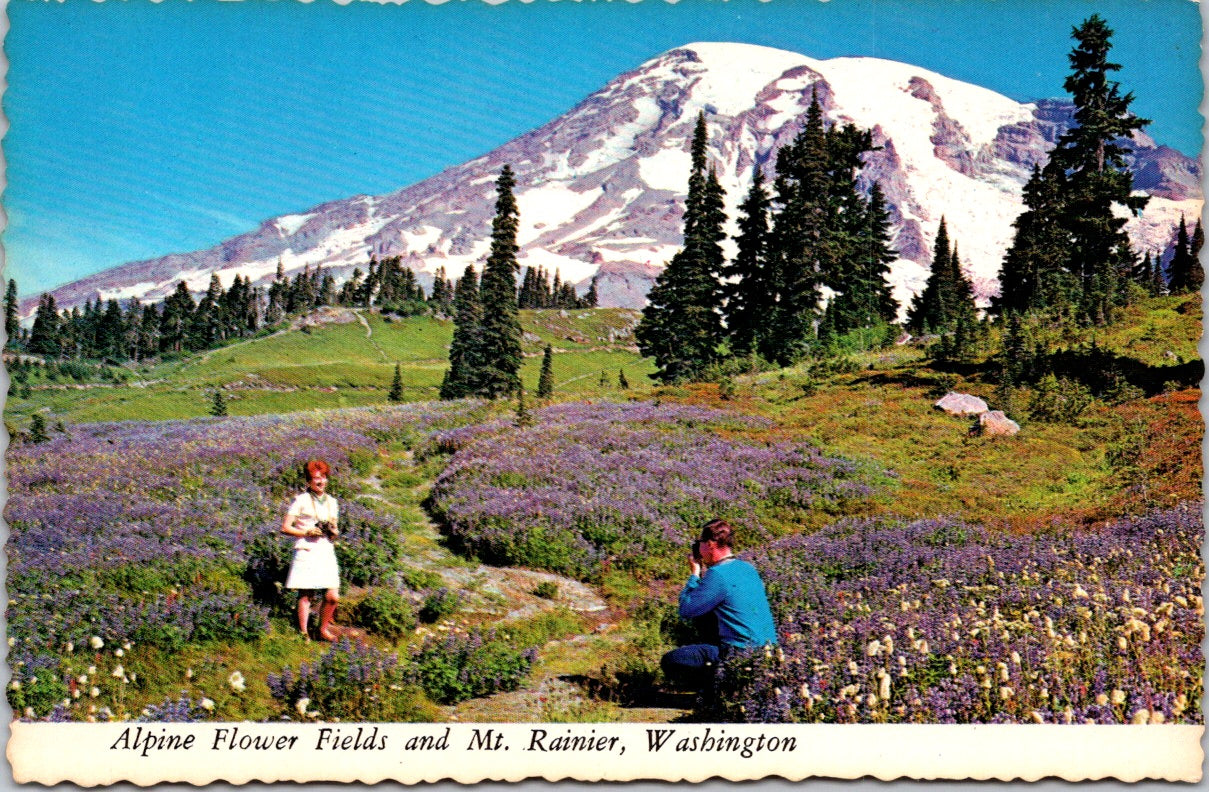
[4,0,1203,297]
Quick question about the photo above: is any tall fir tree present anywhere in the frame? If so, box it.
[907,219,953,334]
[723,167,773,357]
[476,165,524,398]
[995,164,1076,316]
[763,94,829,364]
[5,279,19,347]
[825,182,899,336]
[537,345,554,399]
[1167,216,1199,293]
[1050,14,1150,324]
[636,112,727,382]
[440,264,483,399]
[210,389,228,417]
[388,362,404,403]
[27,293,61,357]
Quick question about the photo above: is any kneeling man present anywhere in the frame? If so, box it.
[661,519,778,689]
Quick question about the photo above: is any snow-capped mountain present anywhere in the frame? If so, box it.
[29,42,1202,317]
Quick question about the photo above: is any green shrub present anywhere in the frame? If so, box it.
[409,631,536,704]
[352,588,417,641]
[399,566,444,592]
[243,534,294,615]
[268,638,438,721]
[418,588,462,624]
[9,662,69,719]
[532,581,560,600]
[1027,374,1093,423]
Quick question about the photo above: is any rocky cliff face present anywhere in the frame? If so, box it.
[31,42,1202,318]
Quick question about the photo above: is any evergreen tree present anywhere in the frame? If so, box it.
[1050,15,1150,324]
[159,282,196,354]
[440,265,484,399]
[1168,216,1197,292]
[123,300,144,361]
[907,219,953,334]
[581,280,599,308]
[430,266,453,315]
[636,112,727,382]
[27,294,62,357]
[139,303,160,360]
[827,182,899,335]
[514,387,532,428]
[29,413,49,444]
[996,163,1077,316]
[210,390,228,417]
[97,299,126,359]
[388,362,404,402]
[599,370,609,388]
[724,167,773,357]
[537,345,554,399]
[763,95,828,364]
[1191,221,1205,291]
[618,368,629,390]
[5,279,19,347]
[476,166,525,398]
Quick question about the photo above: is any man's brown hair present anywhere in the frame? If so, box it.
[698,518,734,548]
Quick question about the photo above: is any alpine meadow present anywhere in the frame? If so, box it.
[4,2,1203,740]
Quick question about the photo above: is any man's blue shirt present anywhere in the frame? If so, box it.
[679,556,778,647]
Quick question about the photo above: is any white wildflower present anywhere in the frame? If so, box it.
[9,681,20,691]
[865,640,882,657]
[296,698,310,717]
[1073,584,1089,599]
[186,668,194,680]
[999,686,1013,700]
[1010,651,1021,666]
[115,648,124,658]
[1150,710,1165,725]
[111,665,125,678]
[1111,690,1126,706]
[65,642,74,654]
[1095,693,1109,706]
[87,666,97,675]
[90,636,104,650]
[200,698,215,712]
[878,672,891,701]
[1131,709,1150,725]
[227,671,246,692]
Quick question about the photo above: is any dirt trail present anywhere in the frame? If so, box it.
[361,457,690,723]
[352,310,391,363]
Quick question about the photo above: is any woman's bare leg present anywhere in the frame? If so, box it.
[318,589,339,640]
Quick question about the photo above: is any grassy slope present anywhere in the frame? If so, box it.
[7,308,657,423]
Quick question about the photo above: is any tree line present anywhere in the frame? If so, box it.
[7,250,594,365]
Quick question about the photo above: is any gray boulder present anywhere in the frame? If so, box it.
[934,392,989,416]
[978,410,1021,437]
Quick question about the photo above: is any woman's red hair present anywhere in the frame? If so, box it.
[303,459,330,482]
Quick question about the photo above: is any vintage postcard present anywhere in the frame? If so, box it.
[3,0,1203,784]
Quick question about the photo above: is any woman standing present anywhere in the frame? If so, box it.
[281,459,341,640]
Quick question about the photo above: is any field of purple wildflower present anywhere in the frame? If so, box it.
[6,388,1203,726]
[428,401,888,580]
[5,402,483,721]
[712,505,1204,724]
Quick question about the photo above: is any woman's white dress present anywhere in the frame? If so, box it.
[284,491,340,590]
